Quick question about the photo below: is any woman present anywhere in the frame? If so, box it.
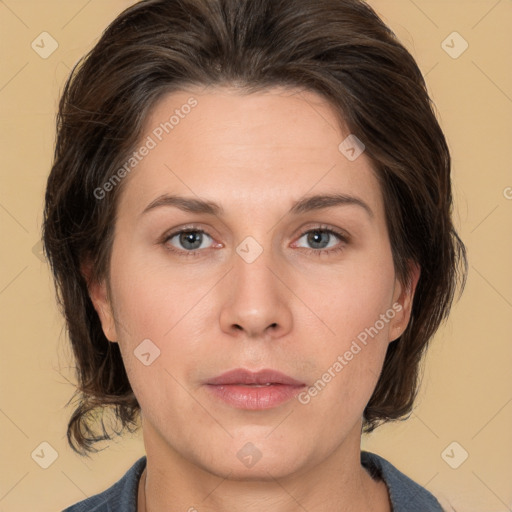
[43,0,467,510]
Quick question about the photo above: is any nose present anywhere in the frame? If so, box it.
[218,242,293,341]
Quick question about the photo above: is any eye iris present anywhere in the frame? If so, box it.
[180,231,203,250]
[308,230,329,249]
[174,230,335,252]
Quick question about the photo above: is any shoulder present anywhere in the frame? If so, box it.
[61,456,147,512]
[361,451,444,512]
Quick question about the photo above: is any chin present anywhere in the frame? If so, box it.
[198,437,309,481]
[208,455,304,482]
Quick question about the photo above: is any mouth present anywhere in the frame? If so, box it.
[204,368,306,410]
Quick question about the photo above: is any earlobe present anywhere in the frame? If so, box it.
[389,261,421,342]
[80,260,118,342]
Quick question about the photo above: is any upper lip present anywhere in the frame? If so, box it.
[206,368,305,386]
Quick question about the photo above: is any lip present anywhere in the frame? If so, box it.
[204,368,306,410]
[206,368,305,386]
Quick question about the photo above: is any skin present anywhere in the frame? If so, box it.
[87,85,420,512]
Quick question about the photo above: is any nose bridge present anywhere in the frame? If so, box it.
[219,232,292,338]
[239,236,274,282]
[234,232,280,308]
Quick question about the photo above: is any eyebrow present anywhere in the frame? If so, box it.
[140,192,373,218]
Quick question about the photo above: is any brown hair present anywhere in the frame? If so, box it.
[43,0,467,455]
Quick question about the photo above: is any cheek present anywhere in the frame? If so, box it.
[306,253,396,343]
[109,242,212,341]
[107,245,216,400]
[294,256,396,406]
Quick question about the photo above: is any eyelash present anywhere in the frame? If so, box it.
[161,224,349,259]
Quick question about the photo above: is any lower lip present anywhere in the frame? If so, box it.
[205,384,305,410]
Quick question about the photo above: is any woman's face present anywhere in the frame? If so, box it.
[90,86,417,479]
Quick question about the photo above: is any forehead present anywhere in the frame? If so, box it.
[146,85,349,154]
[116,85,384,220]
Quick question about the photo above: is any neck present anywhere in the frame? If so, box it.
[137,421,391,512]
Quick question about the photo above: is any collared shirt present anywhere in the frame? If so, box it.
[62,451,445,511]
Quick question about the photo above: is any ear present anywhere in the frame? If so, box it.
[388,261,421,342]
[80,259,118,343]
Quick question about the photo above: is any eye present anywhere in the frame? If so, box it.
[294,226,348,256]
[160,224,349,259]
[163,228,215,256]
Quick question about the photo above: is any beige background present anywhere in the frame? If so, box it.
[0,0,511,511]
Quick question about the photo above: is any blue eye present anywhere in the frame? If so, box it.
[161,225,348,258]
[296,229,341,250]
[164,229,213,256]
[294,227,348,257]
